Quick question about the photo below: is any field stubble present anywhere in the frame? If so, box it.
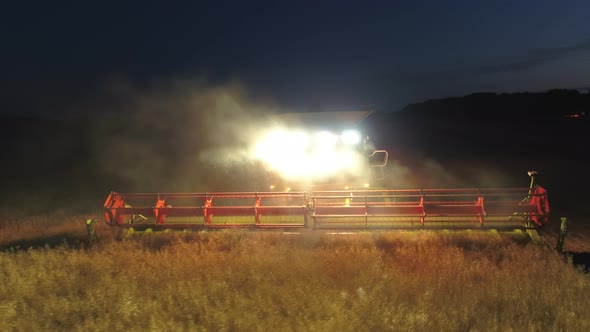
[1,213,589,331]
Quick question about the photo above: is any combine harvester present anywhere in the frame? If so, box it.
[102,111,550,239]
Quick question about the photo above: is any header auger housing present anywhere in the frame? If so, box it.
[104,172,550,235]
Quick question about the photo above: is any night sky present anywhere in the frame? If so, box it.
[2,0,590,113]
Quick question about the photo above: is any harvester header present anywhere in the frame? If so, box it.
[104,172,550,234]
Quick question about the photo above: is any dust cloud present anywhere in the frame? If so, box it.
[382,157,526,190]
[76,77,384,193]
[72,78,274,193]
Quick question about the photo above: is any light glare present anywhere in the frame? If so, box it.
[341,130,362,145]
[251,127,369,182]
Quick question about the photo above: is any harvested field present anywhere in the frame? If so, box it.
[1,214,589,331]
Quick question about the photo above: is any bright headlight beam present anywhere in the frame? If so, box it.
[341,129,362,145]
[250,127,369,181]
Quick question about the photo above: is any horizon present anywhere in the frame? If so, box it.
[2,85,589,117]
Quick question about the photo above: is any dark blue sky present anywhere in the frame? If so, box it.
[2,0,590,113]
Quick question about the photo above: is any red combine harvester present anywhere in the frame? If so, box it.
[102,111,550,238]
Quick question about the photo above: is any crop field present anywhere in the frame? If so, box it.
[1,213,589,331]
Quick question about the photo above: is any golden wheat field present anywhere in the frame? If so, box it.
[1,213,589,331]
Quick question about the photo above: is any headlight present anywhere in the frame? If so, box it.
[341,129,362,145]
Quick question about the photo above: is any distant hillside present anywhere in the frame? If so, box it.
[398,89,590,119]
[366,89,588,161]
